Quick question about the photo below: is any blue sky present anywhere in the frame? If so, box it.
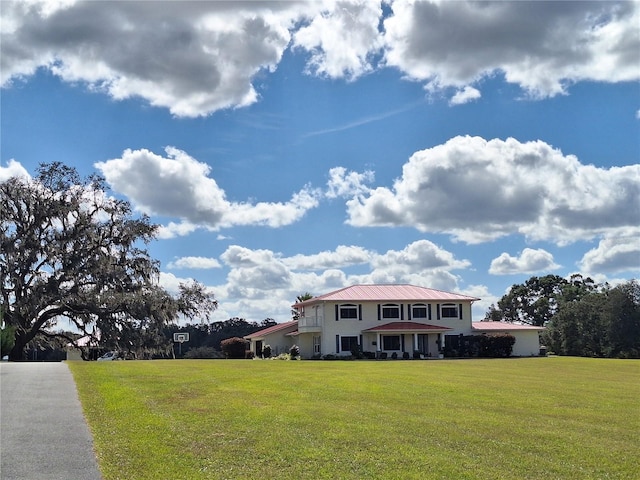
[2,1,639,323]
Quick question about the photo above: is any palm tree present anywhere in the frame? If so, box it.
[291,292,314,320]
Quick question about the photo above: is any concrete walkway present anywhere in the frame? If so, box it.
[0,362,102,480]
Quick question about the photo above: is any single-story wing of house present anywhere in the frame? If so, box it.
[244,320,298,357]
[245,284,545,359]
[471,321,545,357]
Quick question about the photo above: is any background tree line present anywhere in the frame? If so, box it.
[165,317,277,358]
[486,274,640,358]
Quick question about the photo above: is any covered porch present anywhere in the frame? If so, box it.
[362,322,453,358]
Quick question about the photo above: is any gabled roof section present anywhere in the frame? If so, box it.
[295,284,480,307]
[244,320,298,339]
[362,322,453,333]
[472,321,545,331]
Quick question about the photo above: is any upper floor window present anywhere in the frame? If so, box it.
[412,304,428,319]
[441,303,459,318]
[382,304,400,319]
[339,304,358,320]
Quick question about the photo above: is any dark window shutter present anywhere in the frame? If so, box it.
[437,304,441,320]
[377,304,381,321]
[401,304,404,320]
[335,305,339,321]
[408,304,412,320]
[336,335,340,353]
[459,304,463,319]
[359,304,362,321]
[359,334,363,346]
[428,304,432,320]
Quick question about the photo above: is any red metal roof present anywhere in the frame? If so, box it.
[472,321,545,331]
[362,322,453,332]
[244,320,298,339]
[295,284,480,306]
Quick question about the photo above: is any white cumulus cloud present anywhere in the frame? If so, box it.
[383,1,639,98]
[283,245,372,270]
[343,135,640,245]
[2,1,637,116]
[1,0,304,117]
[579,232,640,274]
[449,86,481,106]
[325,166,374,199]
[0,159,31,181]
[489,248,560,275]
[204,240,474,321]
[293,0,384,80]
[95,147,321,236]
[167,256,222,270]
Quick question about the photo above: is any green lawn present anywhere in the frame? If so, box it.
[68,357,640,480]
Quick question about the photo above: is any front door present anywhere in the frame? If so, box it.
[417,334,429,356]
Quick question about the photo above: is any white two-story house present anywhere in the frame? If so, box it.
[293,284,478,358]
[246,284,544,359]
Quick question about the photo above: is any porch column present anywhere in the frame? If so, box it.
[413,333,418,352]
[377,333,381,350]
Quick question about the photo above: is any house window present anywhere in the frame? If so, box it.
[313,336,321,355]
[339,304,358,320]
[382,335,401,351]
[441,303,459,318]
[340,336,359,353]
[382,304,400,319]
[412,304,428,319]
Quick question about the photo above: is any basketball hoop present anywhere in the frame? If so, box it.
[173,332,189,356]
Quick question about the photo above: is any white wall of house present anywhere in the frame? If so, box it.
[510,330,543,356]
[295,334,313,358]
[470,326,544,357]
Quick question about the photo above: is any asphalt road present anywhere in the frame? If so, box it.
[0,362,102,480]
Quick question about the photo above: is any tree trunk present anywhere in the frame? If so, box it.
[7,329,33,361]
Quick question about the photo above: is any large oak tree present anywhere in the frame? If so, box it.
[1,163,217,360]
[493,274,597,326]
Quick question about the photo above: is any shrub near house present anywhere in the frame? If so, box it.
[220,337,249,359]
[445,333,516,358]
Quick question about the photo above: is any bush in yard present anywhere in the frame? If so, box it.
[289,344,300,359]
[349,344,363,359]
[220,337,249,359]
[262,344,272,358]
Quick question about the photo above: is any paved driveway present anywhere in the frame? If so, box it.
[0,362,102,480]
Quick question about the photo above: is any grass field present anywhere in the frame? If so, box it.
[68,357,640,480]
